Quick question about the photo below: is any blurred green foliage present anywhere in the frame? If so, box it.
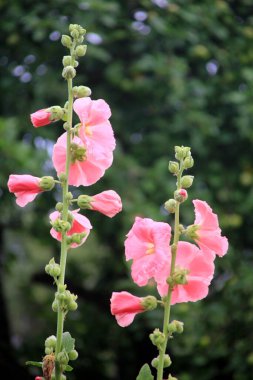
[1,0,253,379]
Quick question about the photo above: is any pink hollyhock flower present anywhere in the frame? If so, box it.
[91,190,122,217]
[155,242,215,304]
[8,174,43,207]
[125,217,171,286]
[73,97,115,157]
[192,200,228,257]
[110,291,146,327]
[50,209,92,248]
[30,109,51,127]
[52,132,113,187]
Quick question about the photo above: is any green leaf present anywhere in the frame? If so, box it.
[62,332,75,353]
[136,364,154,380]
[65,365,73,372]
[26,361,42,368]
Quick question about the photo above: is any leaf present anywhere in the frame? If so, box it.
[65,365,73,372]
[26,361,43,368]
[136,364,154,380]
[62,332,75,353]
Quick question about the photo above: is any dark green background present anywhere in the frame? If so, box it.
[1,1,253,379]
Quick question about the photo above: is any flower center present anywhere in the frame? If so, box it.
[85,125,93,136]
[146,242,155,255]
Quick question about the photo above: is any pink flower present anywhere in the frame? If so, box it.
[125,217,171,286]
[155,242,215,304]
[50,209,92,248]
[8,174,43,207]
[30,109,51,127]
[192,200,228,257]
[52,132,113,187]
[110,291,145,327]
[91,190,122,217]
[73,97,115,158]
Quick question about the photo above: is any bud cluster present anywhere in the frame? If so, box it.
[168,320,184,335]
[52,285,78,313]
[45,258,61,279]
[167,267,189,287]
[149,328,166,351]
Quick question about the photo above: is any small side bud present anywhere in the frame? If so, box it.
[56,202,63,212]
[164,354,172,368]
[68,300,78,311]
[149,328,166,349]
[181,175,194,189]
[68,350,78,361]
[164,199,177,213]
[72,86,92,98]
[61,35,72,48]
[168,375,178,380]
[45,335,57,349]
[52,299,58,312]
[62,55,72,67]
[151,357,159,368]
[168,161,179,174]
[183,156,194,169]
[57,351,69,365]
[175,146,191,160]
[75,45,87,57]
[45,347,53,355]
[62,66,76,80]
[174,189,188,203]
[39,176,55,191]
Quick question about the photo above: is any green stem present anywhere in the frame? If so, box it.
[55,76,73,380]
[156,161,183,380]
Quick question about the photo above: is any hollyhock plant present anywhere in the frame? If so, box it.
[30,109,52,127]
[53,132,113,187]
[111,146,229,380]
[73,97,115,157]
[50,209,92,248]
[7,174,55,207]
[155,242,215,304]
[125,217,171,286]
[187,200,229,257]
[8,24,122,380]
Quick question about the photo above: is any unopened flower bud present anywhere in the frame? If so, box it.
[168,161,179,174]
[175,146,191,160]
[56,202,63,212]
[45,347,53,355]
[168,320,184,334]
[45,335,57,349]
[185,224,199,240]
[170,268,189,285]
[174,189,188,203]
[70,29,79,39]
[164,199,177,213]
[168,374,178,380]
[57,351,69,365]
[151,357,159,368]
[61,35,72,48]
[62,66,76,80]
[141,296,157,311]
[68,300,78,311]
[75,45,87,57]
[72,86,92,98]
[39,176,55,191]
[77,195,92,209]
[68,349,78,361]
[73,60,79,68]
[181,175,194,189]
[62,55,72,67]
[183,156,194,169]
[149,328,166,349]
[52,299,58,312]
[59,173,67,182]
[164,354,172,368]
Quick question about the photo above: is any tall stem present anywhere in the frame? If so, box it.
[55,76,73,380]
[156,162,183,380]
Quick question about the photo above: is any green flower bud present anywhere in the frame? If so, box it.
[45,335,57,349]
[185,224,199,240]
[151,357,159,368]
[164,199,177,213]
[66,192,73,201]
[39,176,55,191]
[52,299,58,312]
[57,351,69,365]
[70,232,86,244]
[45,347,53,355]
[61,35,72,48]
[183,156,194,169]
[174,189,188,203]
[141,296,157,311]
[68,300,78,311]
[51,219,72,233]
[72,86,92,98]
[58,284,66,293]
[70,143,86,162]
[73,60,79,68]
[58,173,67,182]
[168,320,184,335]
[181,175,194,189]
[50,265,61,278]
[62,55,72,67]
[68,349,78,361]
[170,268,189,285]
[56,202,63,212]
[70,29,79,39]
[77,195,92,209]
[149,328,166,349]
[175,146,191,160]
[75,45,87,57]
[164,354,172,368]
[62,66,76,80]
[168,374,178,380]
[168,161,179,174]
